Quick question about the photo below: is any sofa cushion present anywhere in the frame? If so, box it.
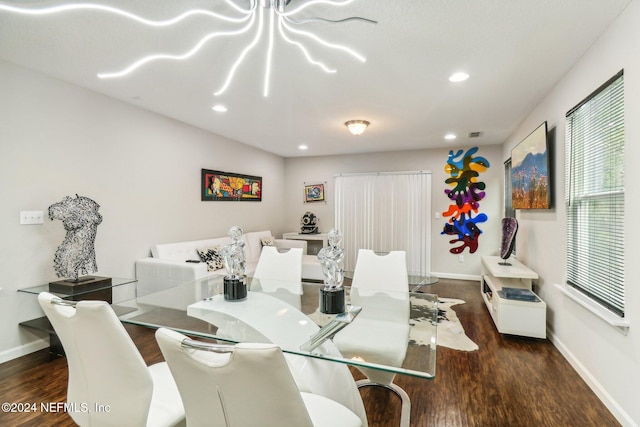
[260,236,275,247]
[152,237,230,261]
[196,247,225,271]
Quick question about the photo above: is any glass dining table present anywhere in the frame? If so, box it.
[116,275,438,425]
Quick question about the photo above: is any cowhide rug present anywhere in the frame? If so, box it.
[308,296,478,352]
[411,297,478,352]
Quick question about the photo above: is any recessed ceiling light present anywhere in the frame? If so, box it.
[445,133,457,140]
[298,145,308,150]
[212,104,228,112]
[449,72,469,82]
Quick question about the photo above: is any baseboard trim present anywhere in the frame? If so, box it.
[547,329,635,427]
[0,339,49,364]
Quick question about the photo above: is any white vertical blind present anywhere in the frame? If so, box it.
[334,171,431,278]
[565,70,625,317]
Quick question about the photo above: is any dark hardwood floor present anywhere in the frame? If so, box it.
[0,279,619,426]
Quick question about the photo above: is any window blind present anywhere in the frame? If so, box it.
[565,70,625,317]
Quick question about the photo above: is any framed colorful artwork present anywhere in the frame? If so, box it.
[201,169,262,201]
[304,183,325,202]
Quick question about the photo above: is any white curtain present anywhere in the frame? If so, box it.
[334,171,431,279]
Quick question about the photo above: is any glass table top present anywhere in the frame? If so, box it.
[117,276,437,379]
[18,277,137,298]
[343,271,439,290]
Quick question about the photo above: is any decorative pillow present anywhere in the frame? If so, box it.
[260,237,275,247]
[196,246,225,271]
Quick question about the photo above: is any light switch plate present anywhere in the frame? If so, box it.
[20,211,44,225]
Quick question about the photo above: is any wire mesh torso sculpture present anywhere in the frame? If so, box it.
[48,195,102,281]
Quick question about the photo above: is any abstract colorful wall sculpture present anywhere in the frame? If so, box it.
[441,147,490,254]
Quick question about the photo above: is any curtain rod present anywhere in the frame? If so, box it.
[334,170,432,177]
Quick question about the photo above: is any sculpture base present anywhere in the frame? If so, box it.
[224,276,247,301]
[319,287,345,314]
[49,276,112,295]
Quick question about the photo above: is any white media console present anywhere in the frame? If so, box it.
[480,256,546,339]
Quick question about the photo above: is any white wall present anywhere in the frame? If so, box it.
[283,145,504,280]
[0,60,287,361]
[502,2,640,425]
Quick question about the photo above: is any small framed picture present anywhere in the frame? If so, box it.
[304,183,325,202]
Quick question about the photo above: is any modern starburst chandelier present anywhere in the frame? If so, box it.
[0,0,376,98]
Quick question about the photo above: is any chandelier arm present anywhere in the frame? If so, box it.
[279,0,355,16]
[280,17,366,62]
[98,11,258,78]
[277,17,337,73]
[224,0,256,14]
[214,7,265,96]
[263,8,276,97]
[282,15,377,25]
[0,3,251,25]
[5,0,370,97]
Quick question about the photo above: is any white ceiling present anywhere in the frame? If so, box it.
[0,0,632,158]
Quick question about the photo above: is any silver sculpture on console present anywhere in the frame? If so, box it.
[48,194,103,282]
[499,217,518,265]
[220,225,247,300]
[317,228,346,314]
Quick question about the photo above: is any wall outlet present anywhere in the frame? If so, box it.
[458,254,464,262]
[20,211,44,225]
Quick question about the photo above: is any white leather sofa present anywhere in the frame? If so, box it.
[135,230,323,296]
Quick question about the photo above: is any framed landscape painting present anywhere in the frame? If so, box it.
[202,169,262,201]
[511,121,551,209]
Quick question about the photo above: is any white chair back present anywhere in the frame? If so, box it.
[156,328,316,427]
[254,246,303,284]
[351,249,409,291]
[350,249,410,322]
[253,246,303,308]
[38,292,160,426]
[333,249,411,387]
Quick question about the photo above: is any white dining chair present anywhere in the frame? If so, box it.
[252,245,303,309]
[155,327,363,427]
[37,292,185,427]
[333,249,412,427]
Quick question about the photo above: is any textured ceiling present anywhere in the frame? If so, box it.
[0,0,632,157]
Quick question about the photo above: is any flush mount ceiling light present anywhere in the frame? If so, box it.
[0,0,375,98]
[345,120,369,135]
